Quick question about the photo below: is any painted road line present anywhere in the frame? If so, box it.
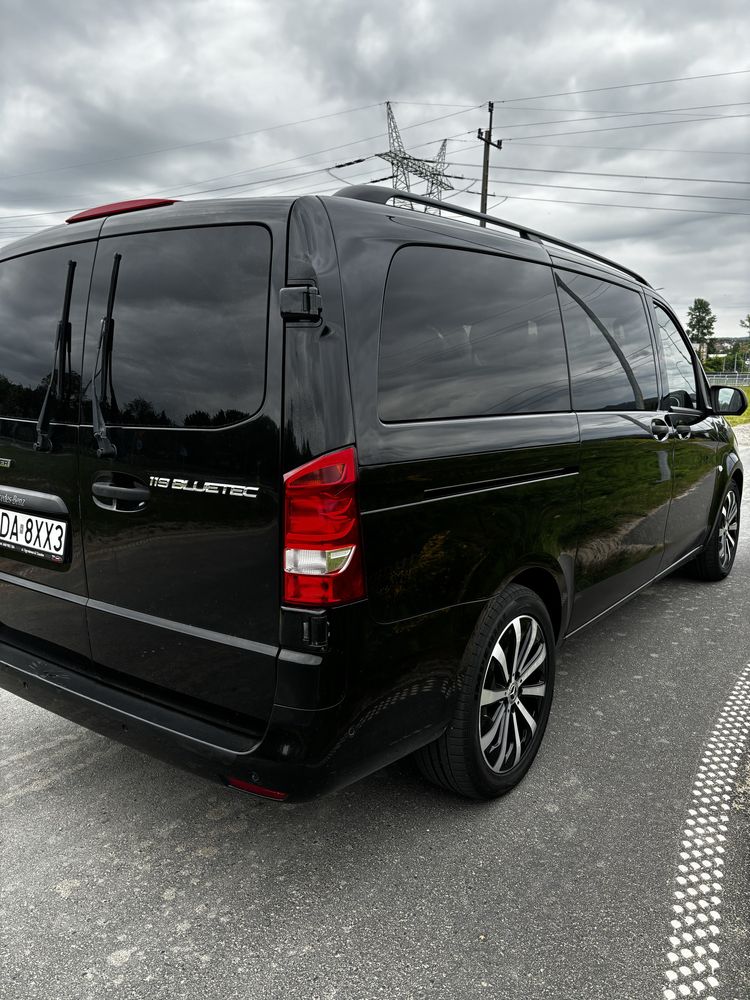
[661,663,750,1000]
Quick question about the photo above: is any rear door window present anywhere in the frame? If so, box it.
[556,271,659,411]
[84,225,270,428]
[378,245,570,421]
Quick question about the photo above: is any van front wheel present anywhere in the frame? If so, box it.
[693,481,741,581]
[415,585,556,799]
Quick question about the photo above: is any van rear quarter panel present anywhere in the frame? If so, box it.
[322,198,580,633]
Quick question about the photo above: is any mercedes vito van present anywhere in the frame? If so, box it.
[0,186,745,800]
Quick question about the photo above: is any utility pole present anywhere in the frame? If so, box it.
[477,101,502,226]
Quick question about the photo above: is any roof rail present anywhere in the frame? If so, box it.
[333,185,651,288]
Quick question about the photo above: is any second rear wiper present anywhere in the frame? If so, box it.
[34,259,76,452]
[91,252,121,458]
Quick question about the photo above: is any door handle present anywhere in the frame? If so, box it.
[650,418,673,441]
[92,482,151,503]
[92,476,150,512]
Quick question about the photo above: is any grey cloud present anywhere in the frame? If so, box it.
[0,0,748,334]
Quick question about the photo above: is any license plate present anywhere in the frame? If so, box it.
[0,508,67,563]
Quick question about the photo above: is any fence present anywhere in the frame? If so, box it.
[706,373,750,387]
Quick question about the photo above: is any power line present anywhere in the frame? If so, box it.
[448,162,750,185]
[446,174,750,202]
[467,190,750,217]
[489,108,750,133]
[494,69,750,103]
[0,132,475,223]
[510,140,750,157]
[0,102,388,182]
[488,101,750,117]
[157,108,479,197]
[392,101,479,108]
[502,113,750,142]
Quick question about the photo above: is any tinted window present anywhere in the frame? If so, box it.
[0,244,94,422]
[88,226,270,428]
[654,304,698,409]
[378,246,570,421]
[556,271,659,411]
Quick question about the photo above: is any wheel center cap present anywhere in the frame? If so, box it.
[508,681,519,701]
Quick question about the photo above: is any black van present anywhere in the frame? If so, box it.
[0,186,745,801]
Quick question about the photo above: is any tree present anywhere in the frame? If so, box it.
[686,298,716,355]
[703,356,724,373]
[740,314,750,332]
[726,338,750,372]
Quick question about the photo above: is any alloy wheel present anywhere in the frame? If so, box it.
[718,490,739,571]
[478,614,549,773]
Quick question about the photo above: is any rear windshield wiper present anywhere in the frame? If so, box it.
[34,259,77,452]
[91,252,121,458]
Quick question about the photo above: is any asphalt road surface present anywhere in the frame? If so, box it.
[2,433,749,1000]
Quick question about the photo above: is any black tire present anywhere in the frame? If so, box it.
[693,481,741,581]
[415,584,556,799]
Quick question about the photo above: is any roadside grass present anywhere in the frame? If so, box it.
[725,385,750,428]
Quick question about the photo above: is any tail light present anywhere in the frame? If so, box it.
[283,446,366,606]
[227,776,288,800]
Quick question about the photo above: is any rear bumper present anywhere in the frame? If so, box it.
[0,638,449,801]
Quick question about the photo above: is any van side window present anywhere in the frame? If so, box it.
[653,304,699,409]
[378,246,570,421]
[86,226,270,428]
[0,244,94,422]
[556,271,659,411]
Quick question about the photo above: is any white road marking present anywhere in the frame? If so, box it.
[661,664,750,1000]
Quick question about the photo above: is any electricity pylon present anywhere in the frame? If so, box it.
[379,102,452,210]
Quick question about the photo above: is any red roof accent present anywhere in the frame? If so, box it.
[66,198,178,224]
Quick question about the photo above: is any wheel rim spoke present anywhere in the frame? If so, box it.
[510,618,523,675]
[520,682,546,698]
[481,686,506,707]
[518,645,545,684]
[490,638,510,683]
[515,619,537,676]
[480,703,506,751]
[516,698,537,735]
[490,710,510,771]
[511,710,522,766]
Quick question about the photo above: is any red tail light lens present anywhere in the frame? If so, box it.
[283,447,366,606]
[227,777,288,800]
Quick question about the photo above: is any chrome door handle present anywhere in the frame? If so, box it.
[650,418,673,441]
[92,482,151,503]
[92,476,150,512]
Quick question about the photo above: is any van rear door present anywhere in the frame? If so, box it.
[77,221,282,735]
[0,239,96,666]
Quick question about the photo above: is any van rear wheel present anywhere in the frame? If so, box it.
[415,585,555,799]
[693,481,741,581]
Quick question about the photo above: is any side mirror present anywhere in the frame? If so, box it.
[710,385,748,416]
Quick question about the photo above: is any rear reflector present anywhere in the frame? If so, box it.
[283,446,366,606]
[226,777,288,801]
[66,198,178,224]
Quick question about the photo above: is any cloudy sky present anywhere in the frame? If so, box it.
[1,0,748,338]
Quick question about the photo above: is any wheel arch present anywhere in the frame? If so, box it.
[505,562,568,643]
